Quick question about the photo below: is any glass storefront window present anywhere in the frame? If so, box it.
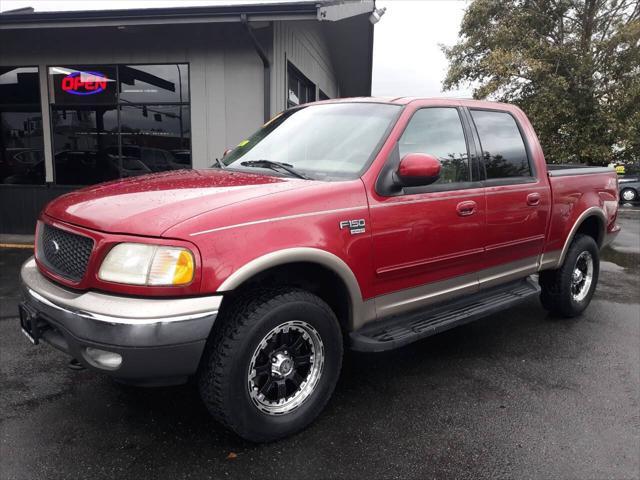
[119,64,189,104]
[119,105,190,172]
[51,107,120,185]
[0,67,45,185]
[48,64,191,185]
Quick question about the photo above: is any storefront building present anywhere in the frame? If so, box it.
[0,1,377,233]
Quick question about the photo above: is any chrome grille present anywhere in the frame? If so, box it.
[37,224,94,282]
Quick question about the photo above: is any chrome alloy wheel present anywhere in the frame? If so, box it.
[571,251,594,302]
[247,320,324,415]
[621,188,637,202]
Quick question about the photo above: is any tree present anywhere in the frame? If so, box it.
[442,0,640,165]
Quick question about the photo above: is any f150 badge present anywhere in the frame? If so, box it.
[339,219,366,235]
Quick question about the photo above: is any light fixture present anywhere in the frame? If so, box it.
[369,7,387,25]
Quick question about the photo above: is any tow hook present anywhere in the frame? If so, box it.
[68,358,85,371]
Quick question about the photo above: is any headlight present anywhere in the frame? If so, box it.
[98,243,194,286]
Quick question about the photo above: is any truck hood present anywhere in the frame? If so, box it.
[44,169,311,237]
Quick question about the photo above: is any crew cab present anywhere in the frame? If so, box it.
[19,98,620,442]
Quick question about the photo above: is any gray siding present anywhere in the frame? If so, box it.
[271,20,339,113]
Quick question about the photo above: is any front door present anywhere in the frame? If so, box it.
[368,106,486,319]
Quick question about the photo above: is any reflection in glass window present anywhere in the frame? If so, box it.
[223,103,400,180]
[399,108,470,184]
[119,64,189,103]
[119,105,190,172]
[287,63,315,108]
[471,110,531,178]
[0,67,45,185]
[51,107,121,185]
[48,64,191,185]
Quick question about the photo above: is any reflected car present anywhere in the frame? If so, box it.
[108,146,184,172]
[619,176,640,203]
[0,148,44,182]
[170,149,191,166]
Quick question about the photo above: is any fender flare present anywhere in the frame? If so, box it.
[218,247,366,330]
[556,207,607,267]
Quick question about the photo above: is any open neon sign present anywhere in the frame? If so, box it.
[61,71,108,96]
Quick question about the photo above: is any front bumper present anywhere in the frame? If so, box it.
[20,257,221,386]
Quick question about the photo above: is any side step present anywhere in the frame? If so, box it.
[350,277,540,352]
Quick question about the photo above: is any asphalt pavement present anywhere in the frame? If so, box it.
[1,207,638,479]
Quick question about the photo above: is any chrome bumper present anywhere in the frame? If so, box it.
[20,257,221,385]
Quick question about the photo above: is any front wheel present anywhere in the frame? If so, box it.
[198,288,343,442]
[539,234,600,317]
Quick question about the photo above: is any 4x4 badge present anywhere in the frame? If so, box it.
[339,219,366,235]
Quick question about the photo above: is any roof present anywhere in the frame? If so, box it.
[313,97,514,109]
[0,1,374,29]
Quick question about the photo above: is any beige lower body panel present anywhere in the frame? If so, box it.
[364,256,541,328]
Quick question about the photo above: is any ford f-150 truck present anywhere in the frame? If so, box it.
[19,98,620,442]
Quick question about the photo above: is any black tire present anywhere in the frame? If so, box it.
[539,234,600,317]
[198,288,343,442]
[620,188,637,203]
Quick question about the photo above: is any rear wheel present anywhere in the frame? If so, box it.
[198,288,343,442]
[539,234,600,317]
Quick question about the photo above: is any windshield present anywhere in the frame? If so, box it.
[222,103,401,180]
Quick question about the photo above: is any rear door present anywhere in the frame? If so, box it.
[467,108,551,287]
[368,105,487,319]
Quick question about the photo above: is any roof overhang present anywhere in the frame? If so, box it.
[0,1,374,29]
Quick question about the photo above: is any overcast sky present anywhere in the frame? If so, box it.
[0,0,472,98]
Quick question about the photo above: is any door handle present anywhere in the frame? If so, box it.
[527,193,541,206]
[456,200,477,217]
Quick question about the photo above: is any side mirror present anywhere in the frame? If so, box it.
[395,153,441,187]
[222,147,233,158]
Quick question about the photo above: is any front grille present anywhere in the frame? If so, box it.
[37,224,94,282]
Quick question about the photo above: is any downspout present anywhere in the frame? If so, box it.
[241,14,271,123]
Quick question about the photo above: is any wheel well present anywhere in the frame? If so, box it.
[225,262,351,332]
[574,215,604,247]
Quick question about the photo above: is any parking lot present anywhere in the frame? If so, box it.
[1,207,638,479]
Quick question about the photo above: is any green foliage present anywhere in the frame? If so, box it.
[442,0,640,165]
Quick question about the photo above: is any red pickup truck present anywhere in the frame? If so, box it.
[19,98,620,441]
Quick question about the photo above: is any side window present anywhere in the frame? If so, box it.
[470,110,531,178]
[398,108,470,184]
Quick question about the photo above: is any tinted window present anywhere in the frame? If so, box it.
[51,107,120,185]
[48,64,191,185]
[287,63,315,108]
[399,108,470,184]
[0,67,45,185]
[0,66,40,104]
[471,110,531,178]
[119,105,190,172]
[119,64,189,103]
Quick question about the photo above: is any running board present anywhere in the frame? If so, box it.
[350,278,540,352]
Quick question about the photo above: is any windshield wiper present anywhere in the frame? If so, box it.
[240,160,311,180]
[212,157,226,169]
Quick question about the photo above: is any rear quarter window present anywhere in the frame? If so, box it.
[471,110,531,179]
